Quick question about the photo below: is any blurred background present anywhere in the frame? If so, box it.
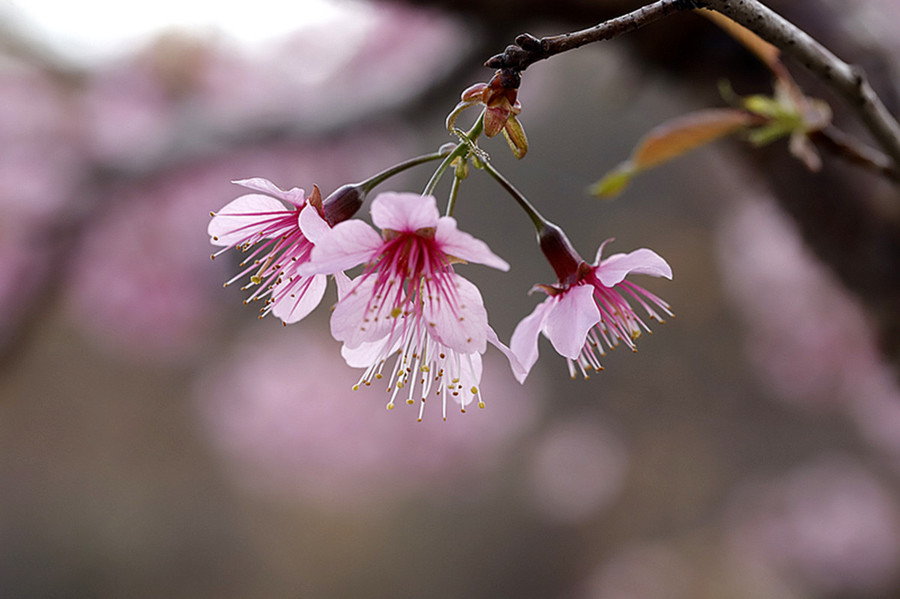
[2,0,900,597]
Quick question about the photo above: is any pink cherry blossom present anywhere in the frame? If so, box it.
[303,191,517,419]
[511,238,672,381]
[208,177,333,323]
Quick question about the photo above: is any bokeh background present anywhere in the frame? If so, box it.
[2,0,900,597]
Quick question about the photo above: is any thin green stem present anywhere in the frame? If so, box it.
[446,171,463,217]
[479,160,548,232]
[360,151,445,193]
[423,116,485,197]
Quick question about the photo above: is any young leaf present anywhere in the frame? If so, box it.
[591,109,755,198]
[631,108,757,169]
[590,162,636,198]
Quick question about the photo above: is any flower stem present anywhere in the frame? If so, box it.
[359,151,445,193]
[446,171,463,217]
[423,116,485,197]
[479,159,548,232]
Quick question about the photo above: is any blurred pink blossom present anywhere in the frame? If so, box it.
[0,58,84,225]
[717,198,900,464]
[192,326,539,508]
[583,542,692,599]
[196,4,466,132]
[65,129,413,361]
[726,456,900,594]
[78,59,174,166]
[525,416,628,524]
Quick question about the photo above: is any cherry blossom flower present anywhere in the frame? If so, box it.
[511,226,672,381]
[302,191,517,419]
[208,177,335,323]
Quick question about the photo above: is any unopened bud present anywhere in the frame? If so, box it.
[538,222,583,284]
[321,184,366,226]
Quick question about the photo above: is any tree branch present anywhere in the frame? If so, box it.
[697,0,900,175]
[811,126,900,182]
[484,0,699,73]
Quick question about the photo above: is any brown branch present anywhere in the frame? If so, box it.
[484,0,699,73]
[697,0,900,176]
[810,126,900,182]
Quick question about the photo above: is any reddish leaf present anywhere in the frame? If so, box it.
[632,108,756,169]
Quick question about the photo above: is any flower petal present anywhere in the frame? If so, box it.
[370,192,439,232]
[487,326,527,383]
[543,284,600,359]
[510,299,554,383]
[330,275,394,348]
[270,274,327,324]
[298,202,330,243]
[592,238,615,265]
[596,248,673,287]
[424,274,490,353]
[450,351,483,407]
[341,336,395,369]
[435,217,509,271]
[302,219,382,275]
[333,270,353,301]
[232,178,305,206]
[208,194,290,246]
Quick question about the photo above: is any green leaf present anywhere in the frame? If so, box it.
[590,162,636,198]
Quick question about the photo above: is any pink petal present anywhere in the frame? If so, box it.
[592,238,615,264]
[333,271,353,301]
[302,219,383,275]
[435,217,509,271]
[330,275,394,348]
[208,194,289,246]
[487,326,527,383]
[510,299,554,383]
[270,274,327,323]
[596,248,673,287]
[451,351,483,407]
[341,336,395,369]
[233,178,305,206]
[543,285,600,360]
[370,192,439,232]
[423,274,490,353]
[298,202,330,243]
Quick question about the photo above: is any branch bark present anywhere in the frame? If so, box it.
[484,0,698,73]
[697,0,900,174]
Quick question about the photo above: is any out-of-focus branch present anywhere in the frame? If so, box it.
[698,0,900,176]
[811,126,900,182]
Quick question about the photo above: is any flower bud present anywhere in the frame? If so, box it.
[321,184,366,226]
[537,223,583,284]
